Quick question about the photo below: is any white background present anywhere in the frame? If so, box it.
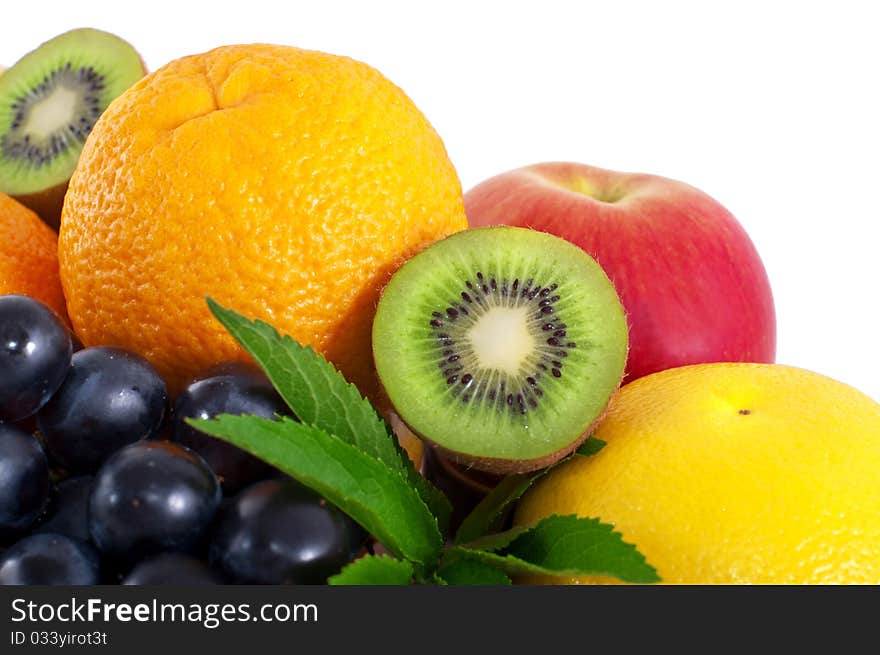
[4,1,878,400]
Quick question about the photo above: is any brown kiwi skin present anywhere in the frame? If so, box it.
[386,383,623,476]
[421,403,607,475]
[13,182,68,231]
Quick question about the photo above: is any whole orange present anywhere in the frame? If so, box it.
[0,192,67,320]
[59,44,466,396]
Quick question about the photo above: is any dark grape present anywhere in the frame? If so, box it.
[0,424,50,540]
[34,476,93,543]
[210,479,359,584]
[122,553,222,585]
[38,346,168,472]
[0,295,72,422]
[0,533,100,585]
[89,441,221,563]
[173,362,287,493]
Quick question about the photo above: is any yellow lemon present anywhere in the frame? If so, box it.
[514,363,880,584]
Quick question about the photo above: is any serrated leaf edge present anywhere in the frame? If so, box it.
[328,555,414,586]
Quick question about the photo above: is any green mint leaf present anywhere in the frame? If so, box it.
[205,298,452,534]
[436,556,512,585]
[328,555,414,585]
[576,436,607,456]
[454,471,548,545]
[452,514,660,583]
[190,414,443,570]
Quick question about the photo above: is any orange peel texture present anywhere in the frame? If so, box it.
[59,44,467,396]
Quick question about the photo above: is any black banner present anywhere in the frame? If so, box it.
[0,585,872,652]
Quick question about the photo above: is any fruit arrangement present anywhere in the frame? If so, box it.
[1,28,878,585]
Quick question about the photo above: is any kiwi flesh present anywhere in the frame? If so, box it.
[373,226,628,474]
[0,29,145,229]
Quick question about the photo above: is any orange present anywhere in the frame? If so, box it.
[514,363,880,584]
[59,44,466,396]
[0,191,67,320]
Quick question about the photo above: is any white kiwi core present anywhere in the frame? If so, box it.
[23,85,81,138]
[466,306,534,375]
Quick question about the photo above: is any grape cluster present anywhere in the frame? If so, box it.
[0,295,365,585]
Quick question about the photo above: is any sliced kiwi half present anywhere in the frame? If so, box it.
[0,28,145,228]
[373,226,628,474]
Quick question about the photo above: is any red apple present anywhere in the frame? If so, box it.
[464,162,775,382]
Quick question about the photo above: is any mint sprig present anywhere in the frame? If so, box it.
[206,297,451,533]
[192,300,660,584]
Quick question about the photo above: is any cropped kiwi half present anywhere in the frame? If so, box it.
[373,226,628,474]
[0,29,145,228]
